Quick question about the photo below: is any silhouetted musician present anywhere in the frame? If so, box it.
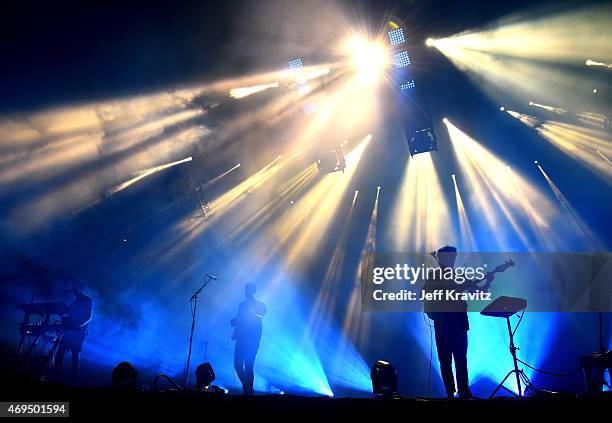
[54,279,93,384]
[231,283,266,395]
[424,245,494,399]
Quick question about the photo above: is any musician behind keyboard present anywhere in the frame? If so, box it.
[53,279,93,385]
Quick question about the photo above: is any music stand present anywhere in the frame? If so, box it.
[481,296,535,398]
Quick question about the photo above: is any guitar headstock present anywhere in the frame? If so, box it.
[493,259,515,273]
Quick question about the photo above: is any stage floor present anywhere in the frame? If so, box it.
[5,379,611,419]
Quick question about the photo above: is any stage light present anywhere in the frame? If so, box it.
[111,361,138,389]
[370,360,398,398]
[296,81,311,96]
[195,362,216,390]
[394,51,411,68]
[500,106,505,111]
[400,80,416,90]
[507,108,612,182]
[425,38,436,47]
[506,110,540,127]
[586,59,612,68]
[316,148,346,175]
[345,36,388,84]
[303,103,317,114]
[387,28,405,45]
[229,82,279,99]
[528,101,568,114]
[288,57,303,70]
[108,156,193,195]
[407,126,437,156]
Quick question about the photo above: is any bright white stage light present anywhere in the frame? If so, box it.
[400,80,416,90]
[387,28,405,45]
[303,103,317,114]
[394,51,411,68]
[425,38,436,47]
[345,36,388,84]
[288,58,304,70]
[229,82,279,99]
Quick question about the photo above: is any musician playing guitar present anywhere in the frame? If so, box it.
[423,245,514,399]
[231,283,266,395]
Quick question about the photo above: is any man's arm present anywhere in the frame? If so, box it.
[456,273,494,292]
[231,302,244,326]
[72,298,93,328]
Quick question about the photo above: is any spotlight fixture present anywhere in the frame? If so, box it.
[400,80,416,90]
[500,106,505,111]
[407,126,437,157]
[370,360,398,398]
[387,28,405,45]
[425,38,435,47]
[534,160,539,164]
[111,361,138,389]
[316,148,346,175]
[195,362,216,391]
[288,57,304,70]
[394,51,411,68]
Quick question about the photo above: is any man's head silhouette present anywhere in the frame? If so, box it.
[437,245,457,269]
[245,283,257,300]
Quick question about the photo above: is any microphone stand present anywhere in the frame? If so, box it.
[184,274,214,388]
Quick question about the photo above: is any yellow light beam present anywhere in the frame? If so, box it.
[198,163,241,190]
[427,4,612,109]
[343,187,380,349]
[305,188,360,338]
[229,82,279,99]
[535,162,599,249]
[108,156,192,195]
[272,135,372,269]
[528,101,568,115]
[451,174,476,251]
[445,119,559,250]
[586,59,612,68]
[389,153,455,251]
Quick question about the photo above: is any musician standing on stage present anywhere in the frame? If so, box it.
[231,283,266,395]
[426,245,493,399]
[54,279,93,385]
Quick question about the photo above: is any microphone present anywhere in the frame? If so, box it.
[205,274,218,280]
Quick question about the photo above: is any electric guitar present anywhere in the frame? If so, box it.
[423,259,515,320]
[231,306,264,341]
